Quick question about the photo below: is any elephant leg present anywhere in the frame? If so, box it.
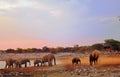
[96,58,98,64]
[9,65,11,68]
[90,60,92,66]
[15,64,18,68]
[93,59,95,65]
[49,63,51,66]
[94,60,96,65]
[95,60,98,65]
[16,63,20,68]
[25,63,27,67]
[40,63,42,67]
[49,61,52,66]
[11,64,14,68]
[76,62,78,64]
[50,63,52,66]
[19,64,21,68]
[8,64,11,68]
[90,58,93,66]
[37,63,39,66]
[50,61,53,66]
[90,62,91,65]
[48,61,50,66]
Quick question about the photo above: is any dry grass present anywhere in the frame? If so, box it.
[1,54,120,73]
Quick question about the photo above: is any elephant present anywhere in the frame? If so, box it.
[89,50,100,66]
[15,59,31,68]
[41,53,56,67]
[34,59,42,67]
[72,57,81,65]
[5,58,16,68]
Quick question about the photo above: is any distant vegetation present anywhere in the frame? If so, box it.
[0,39,120,53]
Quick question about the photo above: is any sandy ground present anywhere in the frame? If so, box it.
[0,53,120,77]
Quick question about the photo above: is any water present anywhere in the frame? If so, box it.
[0,60,62,69]
[0,60,35,69]
[0,61,5,69]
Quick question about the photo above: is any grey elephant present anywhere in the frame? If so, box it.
[34,59,42,66]
[15,59,31,68]
[5,58,16,68]
[41,53,56,67]
[89,50,100,66]
[72,57,81,65]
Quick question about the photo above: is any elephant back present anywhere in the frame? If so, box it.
[34,58,42,64]
[41,53,56,66]
[72,57,81,64]
[92,50,100,58]
[42,54,55,61]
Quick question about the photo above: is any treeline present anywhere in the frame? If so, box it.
[0,39,120,53]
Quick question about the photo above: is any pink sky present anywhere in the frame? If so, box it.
[0,38,102,50]
[0,0,119,50]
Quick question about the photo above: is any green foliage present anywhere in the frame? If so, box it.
[79,46,92,53]
[0,39,119,53]
[17,48,23,53]
[73,45,79,52]
[0,50,5,52]
[92,43,104,50]
[26,48,35,52]
[42,46,49,52]
[56,47,64,52]
[105,39,120,44]
[104,39,120,51]
[6,49,15,53]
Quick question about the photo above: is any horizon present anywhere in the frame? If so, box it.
[0,0,120,50]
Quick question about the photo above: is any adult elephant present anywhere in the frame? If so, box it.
[34,59,42,66]
[15,59,31,68]
[41,53,56,67]
[5,58,16,68]
[89,50,100,66]
[72,57,81,65]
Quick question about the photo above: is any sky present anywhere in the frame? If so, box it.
[0,0,120,49]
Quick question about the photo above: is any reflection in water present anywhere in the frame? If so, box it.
[0,60,35,69]
[0,60,61,69]
[0,61,5,69]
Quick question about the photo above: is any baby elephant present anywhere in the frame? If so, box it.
[72,57,81,65]
[34,59,42,67]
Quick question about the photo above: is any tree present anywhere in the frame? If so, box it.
[16,48,23,53]
[26,48,35,53]
[49,48,56,53]
[42,46,49,52]
[64,47,73,52]
[73,45,79,52]
[6,49,15,53]
[0,50,5,53]
[55,47,64,53]
[104,39,120,51]
[92,43,104,50]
